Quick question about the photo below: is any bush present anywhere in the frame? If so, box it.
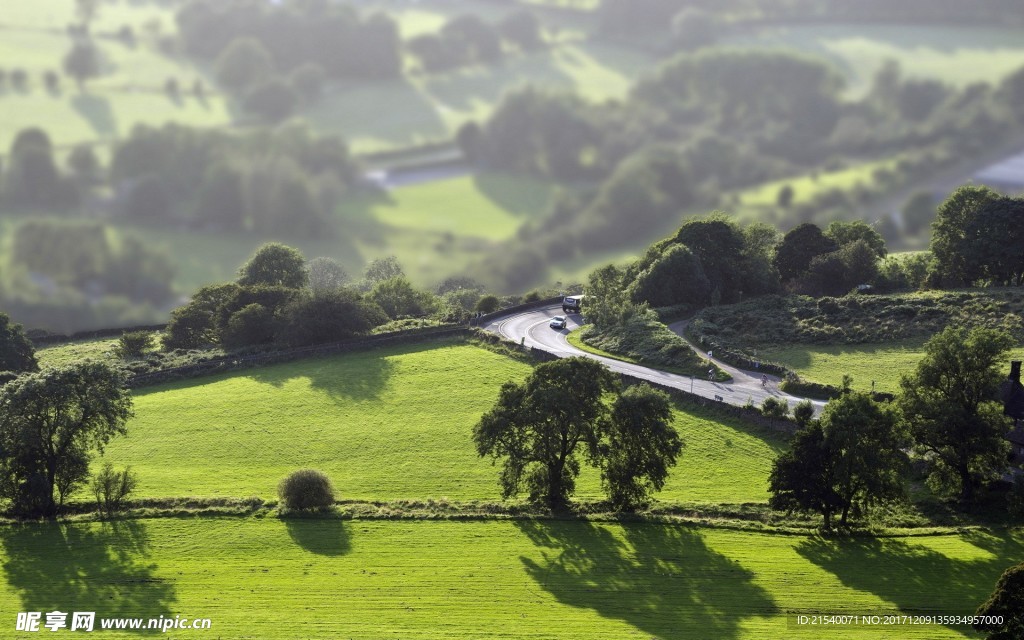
[92,462,138,517]
[476,295,500,314]
[278,469,335,511]
[222,303,277,349]
[117,331,154,359]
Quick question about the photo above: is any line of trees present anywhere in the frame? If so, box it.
[408,10,543,73]
[769,325,1015,527]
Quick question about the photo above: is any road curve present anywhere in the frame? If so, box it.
[482,305,825,414]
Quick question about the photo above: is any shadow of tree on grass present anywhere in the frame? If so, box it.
[797,531,1024,633]
[516,520,776,639]
[1,520,175,629]
[283,517,351,557]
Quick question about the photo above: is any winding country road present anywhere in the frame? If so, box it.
[482,305,825,414]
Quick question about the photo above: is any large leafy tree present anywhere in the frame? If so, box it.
[899,326,1013,502]
[974,562,1024,640]
[0,362,133,516]
[237,243,308,289]
[474,357,619,508]
[773,223,837,283]
[601,384,683,510]
[770,391,906,528]
[930,185,1002,286]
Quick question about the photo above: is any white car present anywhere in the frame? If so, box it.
[549,316,567,330]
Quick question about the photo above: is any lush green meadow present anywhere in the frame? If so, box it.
[731,24,1024,98]
[98,340,784,505]
[35,337,119,368]
[0,517,1015,638]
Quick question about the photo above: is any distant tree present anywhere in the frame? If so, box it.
[628,243,711,308]
[214,37,273,95]
[408,33,458,72]
[43,70,60,92]
[769,422,842,529]
[164,76,179,97]
[68,144,102,186]
[5,128,61,207]
[436,276,484,296]
[586,263,635,329]
[0,312,38,374]
[902,191,936,236]
[475,295,500,314]
[238,243,308,289]
[930,185,1002,286]
[75,0,101,26]
[442,14,504,65]
[92,462,137,517]
[793,399,815,428]
[777,184,795,208]
[974,562,1024,640]
[10,68,28,90]
[116,331,154,359]
[278,289,387,347]
[899,326,1013,502]
[363,256,404,286]
[369,276,433,319]
[474,357,619,508]
[671,7,719,49]
[0,362,132,516]
[898,79,949,122]
[601,384,682,510]
[221,303,276,349]
[288,62,325,103]
[63,42,101,88]
[242,78,297,122]
[825,220,887,258]
[162,283,241,350]
[455,121,485,163]
[307,257,348,294]
[497,10,543,50]
[773,223,837,283]
[278,469,335,511]
[761,396,788,425]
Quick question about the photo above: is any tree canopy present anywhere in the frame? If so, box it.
[0,362,133,516]
[238,243,308,289]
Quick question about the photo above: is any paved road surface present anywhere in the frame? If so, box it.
[482,305,825,414]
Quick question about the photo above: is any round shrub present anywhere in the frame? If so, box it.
[278,469,335,511]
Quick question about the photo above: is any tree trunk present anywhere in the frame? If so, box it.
[840,502,850,527]
[822,509,832,531]
[959,463,974,503]
[547,461,564,510]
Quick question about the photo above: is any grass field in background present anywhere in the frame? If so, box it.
[762,341,1024,394]
[35,337,119,367]
[0,517,1015,639]
[731,24,1024,98]
[98,340,784,504]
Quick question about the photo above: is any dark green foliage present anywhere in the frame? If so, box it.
[0,362,132,516]
[195,161,246,231]
[777,184,794,208]
[824,220,886,259]
[238,243,308,289]
[761,396,788,424]
[670,8,719,49]
[221,303,276,350]
[116,331,154,359]
[214,37,273,94]
[362,256,404,286]
[793,399,815,428]
[91,461,138,517]
[774,223,837,283]
[975,562,1024,640]
[68,144,102,186]
[601,384,683,510]
[474,357,620,508]
[0,313,38,374]
[161,283,239,350]
[442,14,503,64]
[278,469,335,511]
[278,290,386,347]
[62,41,100,86]
[930,185,1003,287]
[369,276,435,319]
[899,326,1014,502]
[476,295,500,314]
[628,244,711,308]
[242,78,297,122]
[581,313,718,378]
[769,422,841,528]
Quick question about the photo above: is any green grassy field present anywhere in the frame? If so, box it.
[762,341,1024,394]
[98,340,784,505]
[0,517,1015,638]
[35,337,119,368]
